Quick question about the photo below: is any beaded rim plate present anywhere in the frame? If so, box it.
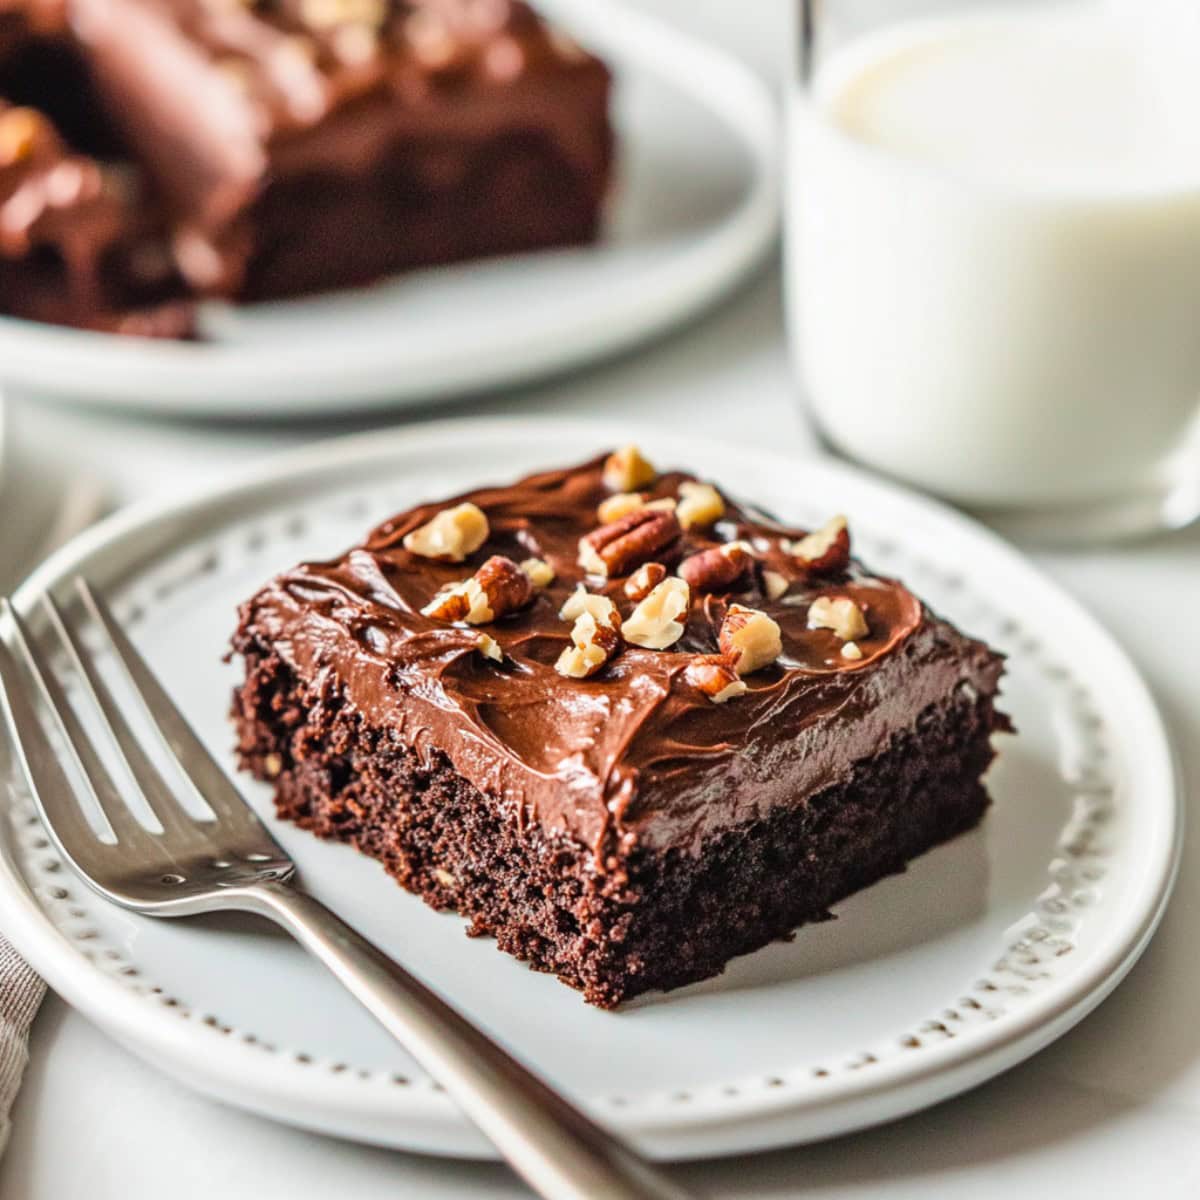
[0,1,778,419]
[0,419,1181,1160]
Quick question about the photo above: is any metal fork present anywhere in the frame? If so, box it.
[0,580,694,1200]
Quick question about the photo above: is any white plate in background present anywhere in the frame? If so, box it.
[0,3,778,419]
[0,419,1180,1160]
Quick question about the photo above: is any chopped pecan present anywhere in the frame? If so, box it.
[578,507,681,578]
[677,542,752,593]
[685,656,748,703]
[556,595,623,679]
[621,577,690,650]
[597,492,675,525]
[624,562,667,601]
[676,481,726,530]
[422,555,532,624]
[403,502,489,563]
[603,444,657,492]
[786,515,850,574]
[718,604,782,674]
[598,492,645,524]
[520,557,555,588]
[559,585,612,623]
[762,570,790,601]
[807,594,869,641]
[476,633,503,661]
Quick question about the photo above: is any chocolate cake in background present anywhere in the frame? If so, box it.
[0,0,612,334]
[230,449,1011,1008]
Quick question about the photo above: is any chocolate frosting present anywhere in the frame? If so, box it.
[237,456,1006,861]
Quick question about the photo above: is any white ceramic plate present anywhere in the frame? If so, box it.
[0,3,777,419]
[0,419,1181,1160]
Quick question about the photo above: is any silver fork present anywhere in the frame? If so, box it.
[0,580,694,1200]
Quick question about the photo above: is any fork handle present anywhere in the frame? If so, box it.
[236,880,695,1200]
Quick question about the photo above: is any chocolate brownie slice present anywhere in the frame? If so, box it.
[0,0,611,329]
[231,449,1010,1007]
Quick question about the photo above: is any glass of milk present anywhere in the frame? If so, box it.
[788,0,1200,541]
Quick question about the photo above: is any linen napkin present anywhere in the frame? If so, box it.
[0,933,42,1153]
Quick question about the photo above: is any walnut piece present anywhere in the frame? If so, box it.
[556,595,623,679]
[403,502,489,563]
[685,656,748,703]
[718,604,782,674]
[520,557,555,588]
[422,555,532,624]
[841,640,864,661]
[603,444,657,493]
[677,542,752,593]
[578,507,681,578]
[676,481,726,531]
[624,562,667,601]
[807,595,869,641]
[786,515,850,574]
[621,577,689,650]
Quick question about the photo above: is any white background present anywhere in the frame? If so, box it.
[2,2,1199,1196]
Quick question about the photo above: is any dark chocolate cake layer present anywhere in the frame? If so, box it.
[231,451,1010,1005]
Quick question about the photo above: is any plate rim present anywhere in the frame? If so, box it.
[0,416,1183,1159]
[0,1,780,417]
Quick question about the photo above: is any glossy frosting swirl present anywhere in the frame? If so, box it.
[237,455,1005,860]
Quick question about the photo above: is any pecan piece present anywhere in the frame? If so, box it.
[718,604,782,674]
[676,481,726,530]
[624,562,667,601]
[602,444,657,493]
[556,594,623,679]
[476,633,503,662]
[807,594,869,641]
[403,502,489,563]
[762,569,790,601]
[785,515,850,574]
[422,554,532,624]
[598,492,645,524]
[685,656,748,703]
[578,507,682,578]
[519,557,555,588]
[621,577,690,650]
[677,542,752,593]
[597,492,676,525]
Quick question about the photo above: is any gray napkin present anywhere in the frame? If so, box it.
[0,934,43,1153]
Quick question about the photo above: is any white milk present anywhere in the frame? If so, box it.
[789,4,1200,506]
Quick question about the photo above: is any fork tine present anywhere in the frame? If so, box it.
[76,579,276,842]
[41,593,204,847]
[0,600,151,870]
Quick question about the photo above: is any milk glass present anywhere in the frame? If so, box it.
[787,0,1200,542]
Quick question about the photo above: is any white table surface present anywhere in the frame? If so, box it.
[2,3,1199,1196]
